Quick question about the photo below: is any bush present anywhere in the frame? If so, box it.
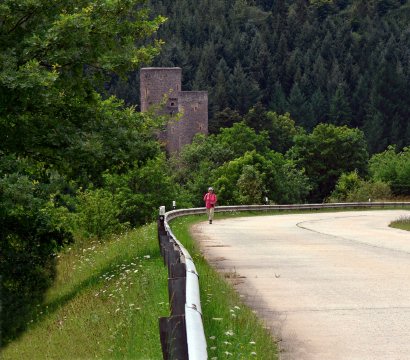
[328,171,391,202]
[104,155,181,226]
[74,188,126,240]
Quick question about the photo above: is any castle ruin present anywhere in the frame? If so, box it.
[140,67,208,154]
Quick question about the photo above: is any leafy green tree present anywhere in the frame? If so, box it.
[266,111,302,153]
[288,123,369,201]
[236,165,265,205]
[0,0,165,345]
[213,150,310,205]
[104,155,180,226]
[327,170,363,202]
[369,145,410,195]
[0,156,73,345]
[74,188,125,240]
[0,0,165,178]
[218,122,271,157]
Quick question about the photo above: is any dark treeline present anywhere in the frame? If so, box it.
[129,0,410,154]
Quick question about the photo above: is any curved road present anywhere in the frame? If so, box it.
[192,210,410,360]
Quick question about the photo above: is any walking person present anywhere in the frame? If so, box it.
[204,187,217,224]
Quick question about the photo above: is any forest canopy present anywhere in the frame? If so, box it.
[122,0,410,154]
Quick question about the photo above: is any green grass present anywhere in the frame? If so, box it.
[390,216,410,231]
[170,214,279,360]
[1,224,169,359]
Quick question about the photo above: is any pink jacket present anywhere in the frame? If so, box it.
[204,192,217,209]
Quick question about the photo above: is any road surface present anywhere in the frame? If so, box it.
[191,210,410,360]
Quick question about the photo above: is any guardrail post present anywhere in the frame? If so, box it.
[159,315,188,360]
[169,277,186,316]
[158,206,167,249]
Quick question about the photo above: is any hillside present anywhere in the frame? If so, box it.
[121,0,410,153]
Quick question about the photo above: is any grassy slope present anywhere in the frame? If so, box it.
[1,224,168,359]
[1,215,279,360]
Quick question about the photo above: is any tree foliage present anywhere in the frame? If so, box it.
[0,0,165,346]
[132,0,410,153]
[288,123,369,201]
[369,145,410,195]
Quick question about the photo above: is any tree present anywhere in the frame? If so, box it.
[228,61,261,114]
[210,108,242,134]
[236,165,265,204]
[217,122,270,157]
[369,145,410,196]
[288,82,309,126]
[211,59,232,119]
[244,102,271,133]
[0,0,165,345]
[328,84,352,126]
[214,150,310,205]
[0,0,165,169]
[269,81,288,115]
[0,156,73,345]
[288,123,369,201]
[310,89,327,128]
[266,111,302,153]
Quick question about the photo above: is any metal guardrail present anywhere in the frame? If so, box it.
[158,201,410,359]
[158,207,207,360]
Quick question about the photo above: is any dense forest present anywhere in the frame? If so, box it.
[113,0,410,154]
[1,0,409,350]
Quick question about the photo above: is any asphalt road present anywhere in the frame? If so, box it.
[191,210,410,360]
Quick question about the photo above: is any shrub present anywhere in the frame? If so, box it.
[328,171,391,202]
[74,188,126,240]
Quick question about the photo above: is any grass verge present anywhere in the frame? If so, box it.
[169,214,279,360]
[1,224,169,359]
[390,216,410,231]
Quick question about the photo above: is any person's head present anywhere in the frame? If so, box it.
[208,187,214,193]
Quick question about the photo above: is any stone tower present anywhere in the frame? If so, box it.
[140,67,208,154]
[140,67,181,115]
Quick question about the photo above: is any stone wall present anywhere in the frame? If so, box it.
[140,67,208,154]
[140,67,181,114]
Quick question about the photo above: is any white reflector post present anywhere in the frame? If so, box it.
[159,206,166,216]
